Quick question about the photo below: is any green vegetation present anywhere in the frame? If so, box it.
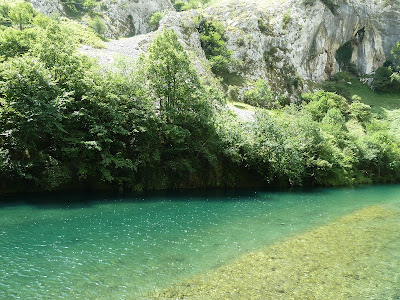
[60,0,102,18]
[0,1,104,49]
[0,4,400,194]
[371,65,400,92]
[0,19,225,192]
[258,18,272,35]
[196,16,232,76]
[172,0,213,12]
[243,79,281,108]
[89,15,106,35]
[303,0,338,14]
[282,13,291,30]
[389,42,400,83]
[8,1,35,30]
[149,11,166,31]
[219,89,400,186]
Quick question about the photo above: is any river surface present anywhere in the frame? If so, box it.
[0,185,399,299]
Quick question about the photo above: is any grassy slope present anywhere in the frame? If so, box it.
[347,79,400,111]
[347,79,400,138]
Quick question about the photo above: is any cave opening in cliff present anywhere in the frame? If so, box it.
[335,41,356,74]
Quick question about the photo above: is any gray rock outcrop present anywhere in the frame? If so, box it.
[32,0,400,87]
[204,0,400,83]
[99,0,174,38]
[29,0,174,38]
[29,0,64,16]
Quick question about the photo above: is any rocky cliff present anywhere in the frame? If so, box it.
[202,0,400,83]
[29,0,174,38]
[30,0,400,90]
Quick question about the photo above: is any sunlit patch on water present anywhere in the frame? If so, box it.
[0,185,399,299]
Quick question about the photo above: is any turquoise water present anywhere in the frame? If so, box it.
[0,185,399,299]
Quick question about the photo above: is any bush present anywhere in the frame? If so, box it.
[173,1,186,11]
[371,66,400,92]
[258,18,271,34]
[0,27,41,58]
[149,11,166,31]
[302,90,350,121]
[243,79,278,108]
[172,0,212,11]
[196,16,232,76]
[349,96,372,123]
[282,13,291,29]
[60,0,101,17]
[321,72,352,99]
[89,16,106,36]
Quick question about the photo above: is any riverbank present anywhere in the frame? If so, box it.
[148,204,400,299]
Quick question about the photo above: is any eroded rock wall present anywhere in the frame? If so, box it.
[29,0,174,38]
[204,0,400,82]
[36,0,400,86]
[100,0,174,38]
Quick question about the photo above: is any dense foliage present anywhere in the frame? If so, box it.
[0,8,225,192]
[196,16,232,76]
[172,0,212,12]
[0,5,399,194]
[217,91,400,187]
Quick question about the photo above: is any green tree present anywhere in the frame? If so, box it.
[8,2,35,30]
[143,28,201,116]
[371,66,399,92]
[243,79,278,108]
[0,54,68,188]
[247,108,322,186]
[0,2,11,26]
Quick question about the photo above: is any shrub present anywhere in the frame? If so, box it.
[282,13,291,30]
[371,66,400,92]
[173,1,186,11]
[196,16,232,76]
[172,0,212,11]
[244,80,278,108]
[89,16,106,36]
[149,11,166,31]
[258,18,271,34]
[349,96,372,123]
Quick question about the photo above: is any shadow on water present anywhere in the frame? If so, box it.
[0,183,396,210]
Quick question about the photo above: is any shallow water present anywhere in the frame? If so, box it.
[0,185,399,299]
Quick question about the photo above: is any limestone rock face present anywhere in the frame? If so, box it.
[80,10,213,79]
[99,0,174,38]
[37,0,400,85]
[28,0,64,16]
[203,0,400,83]
[29,0,174,38]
